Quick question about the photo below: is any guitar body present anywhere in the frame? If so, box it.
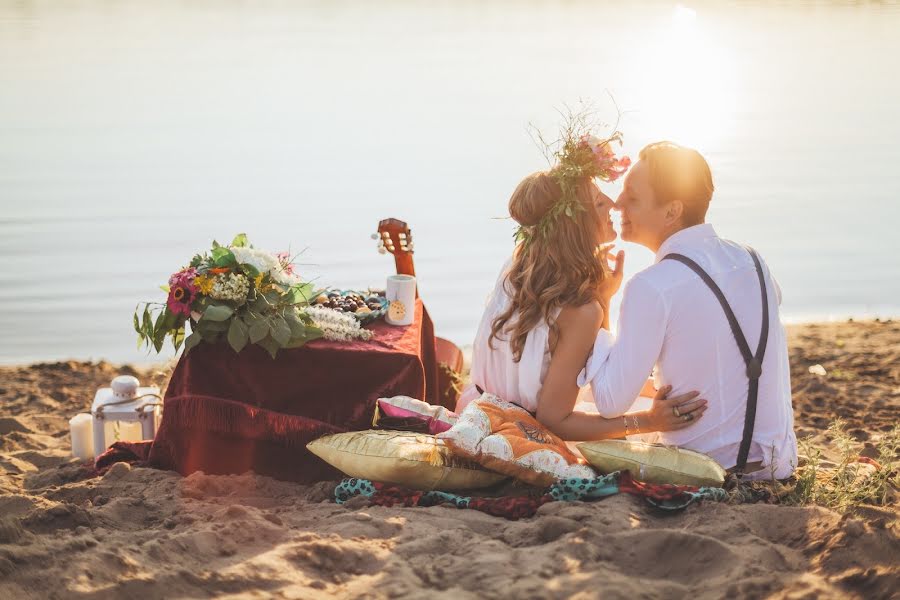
[375,218,464,409]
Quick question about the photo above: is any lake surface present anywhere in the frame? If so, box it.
[1,0,899,365]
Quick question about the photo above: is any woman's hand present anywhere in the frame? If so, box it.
[597,250,625,305]
[639,384,707,432]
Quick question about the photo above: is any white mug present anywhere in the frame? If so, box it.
[385,275,416,326]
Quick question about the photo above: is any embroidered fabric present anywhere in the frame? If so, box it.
[333,470,727,520]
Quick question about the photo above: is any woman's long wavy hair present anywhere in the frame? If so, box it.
[489,171,607,362]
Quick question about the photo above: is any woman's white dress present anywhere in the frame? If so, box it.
[458,260,647,436]
[458,260,597,414]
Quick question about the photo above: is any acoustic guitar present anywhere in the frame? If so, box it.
[373,218,464,409]
[373,218,416,282]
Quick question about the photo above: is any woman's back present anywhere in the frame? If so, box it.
[458,259,560,413]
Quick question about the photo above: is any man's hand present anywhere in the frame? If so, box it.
[642,385,708,432]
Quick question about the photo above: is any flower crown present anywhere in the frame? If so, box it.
[514,126,630,247]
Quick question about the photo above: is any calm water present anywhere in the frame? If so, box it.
[1,1,899,365]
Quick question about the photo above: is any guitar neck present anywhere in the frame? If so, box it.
[393,253,416,278]
[376,217,417,296]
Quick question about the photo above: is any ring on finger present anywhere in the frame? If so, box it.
[673,406,681,418]
[682,414,691,422]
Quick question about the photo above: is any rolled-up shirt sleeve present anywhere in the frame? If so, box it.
[577,275,668,418]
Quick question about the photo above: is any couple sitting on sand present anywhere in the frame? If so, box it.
[458,139,798,480]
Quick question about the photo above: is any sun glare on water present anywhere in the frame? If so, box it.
[624,4,740,151]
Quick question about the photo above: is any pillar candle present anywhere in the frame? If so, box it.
[69,413,94,460]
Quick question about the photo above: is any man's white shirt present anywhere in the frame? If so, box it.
[578,224,798,479]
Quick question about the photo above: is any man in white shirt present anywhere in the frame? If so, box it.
[580,142,797,479]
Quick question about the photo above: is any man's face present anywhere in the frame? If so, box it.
[615,160,670,250]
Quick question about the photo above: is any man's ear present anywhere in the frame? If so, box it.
[665,201,684,226]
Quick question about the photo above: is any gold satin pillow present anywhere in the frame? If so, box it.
[307,430,506,491]
[577,440,726,488]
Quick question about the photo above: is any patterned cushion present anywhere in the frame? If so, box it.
[373,396,458,435]
[437,393,596,486]
[577,439,726,488]
[307,429,505,491]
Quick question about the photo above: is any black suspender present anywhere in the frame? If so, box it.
[662,248,770,475]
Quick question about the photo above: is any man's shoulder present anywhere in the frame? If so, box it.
[629,260,690,295]
[651,235,766,282]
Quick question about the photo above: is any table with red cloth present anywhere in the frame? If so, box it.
[148,299,444,482]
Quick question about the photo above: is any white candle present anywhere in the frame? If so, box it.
[69,413,94,460]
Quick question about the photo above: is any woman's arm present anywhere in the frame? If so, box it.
[536,303,706,441]
[536,302,628,440]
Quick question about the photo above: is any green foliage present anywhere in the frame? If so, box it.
[240,263,260,278]
[248,318,269,344]
[516,103,624,249]
[227,318,249,353]
[202,304,234,322]
[782,420,899,513]
[132,234,324,359]
[211,246,236,268]
[133,303,187,354]
[269,315,292,346]
[286,283,315,305]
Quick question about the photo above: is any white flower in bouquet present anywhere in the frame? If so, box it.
[210,273,250,302]
[231,247,280,275]
[271,269,302,287]
[303,306,373,342]
[232,246,302,287]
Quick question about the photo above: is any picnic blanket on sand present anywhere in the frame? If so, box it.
[334,471,728,520]
[95,443,726,518]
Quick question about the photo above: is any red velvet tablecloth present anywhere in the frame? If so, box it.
[148,300,441,482]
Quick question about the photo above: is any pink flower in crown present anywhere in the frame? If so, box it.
[604,155,632,182]
[276,251,295,276]
[166,268,199,316]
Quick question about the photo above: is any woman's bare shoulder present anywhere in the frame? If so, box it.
[550,301,603,356]
[556,301,604,333]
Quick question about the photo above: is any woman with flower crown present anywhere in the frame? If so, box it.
[457,129,708,440]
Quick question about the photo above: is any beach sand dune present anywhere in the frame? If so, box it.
[1,321,897,599]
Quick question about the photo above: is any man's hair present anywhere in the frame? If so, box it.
[639,141,714,226]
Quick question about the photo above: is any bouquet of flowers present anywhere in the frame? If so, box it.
[133,234,323,358]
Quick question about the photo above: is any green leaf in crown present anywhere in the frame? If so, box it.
[515,103,631,248]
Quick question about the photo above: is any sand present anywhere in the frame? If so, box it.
[0,321,897,599]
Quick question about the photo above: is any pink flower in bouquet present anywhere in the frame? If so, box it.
[276,251,295,276]
[168,267,198,287]
[166,268,199,316]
